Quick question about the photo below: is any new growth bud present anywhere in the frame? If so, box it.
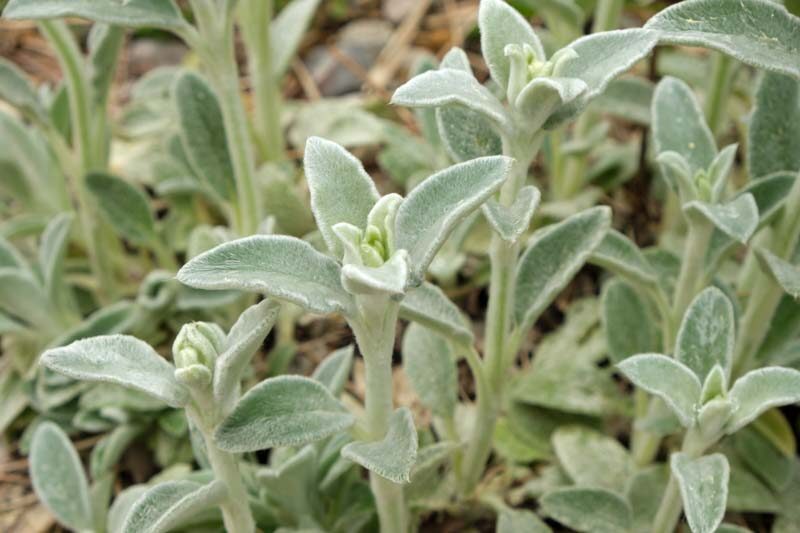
[172,322,225,387]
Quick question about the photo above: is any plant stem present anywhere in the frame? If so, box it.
[204,439,257,533]
[350,298,407,533]
[630,285,675,466]
[191,0,261,235]
[651,428,714,533]
[184,382,255,533]
[671,217,713,326]
[39,20,117,303]
[592,0,624,33]
[456,344,493,492]
[459,134,542,495]
[704,53,736,137]
[733,177,800,376]
[239,0,285,162]
[651,473,682,533]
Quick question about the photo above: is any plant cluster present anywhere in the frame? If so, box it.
[1,0,800,532]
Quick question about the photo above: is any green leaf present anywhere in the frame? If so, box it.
[177,235,354,315]
[399,281,474,345]
[0,268,55,329]
[617,354,701,428]
[122,480,226,533]
[676,287,736,382]
[497,509,552,533]
[30,422,93,532]
[552,425,634,493]
[40,335,188,407]
[174,71,235,202]
[727,464,780,513]
[340,250,409,296]
[545,30,659,127]
[735,427,794,491]
[0,57,46,122]
[671,452,730,533]
[740,171,798,225]
[516,77,587,131]
[514,298,627,417]
[590,229,658,287]
[483,185,541,243]
[590,76,653,126]
[406,441,461,501]
[3,0,186,29]
[90,423,143,478]
[626,465,669,532]
[258,445,318,518]
[304,137,379,258]
[748,72,800,179]
[478,0,544,90]
[436,105,503,162]
[215,375,355,452]
[312,345,354,396]
[86,172,156,246]
[727,367,800,433]
[214,299,281,412]
[602,280,657,365]
[685,195,759,244]
[341,407,418,483]
[391,69,511,131]
[0,235,27,269]
[756,248,800,298]
[514,206,611,331]
[540,487,632,533]
[88,24,124,107]
[395,156,512,285]
[645,0,800,79]
[652,76,716,175]
[38,212,73,298]
[716,525,752,533]
[270,0,321,77]
[402,323,457,420]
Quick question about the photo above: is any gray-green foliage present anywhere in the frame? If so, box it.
[645,0,800,79]
[401,323,457,420]
[86,172,157,246]
[341,407,418,483]
[671,453,730,533]
[8,0,800,532]
[30,422,94,532]
[3,0,187,28]
[215,375,355,452]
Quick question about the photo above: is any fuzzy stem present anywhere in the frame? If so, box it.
[733,177,800,376]
[671,217,714,326]
[704,54,736,137]
[39,20,117,303]
[652,474,683,533]
[350,298,407,533]
[204,440,257,533]
[187,386,255,533]
[458,134,542,495]
[239,0,285,162]
[555,0,622,199]
[591,0,624,33]
[191,0,261,235]
[651,428,715,533]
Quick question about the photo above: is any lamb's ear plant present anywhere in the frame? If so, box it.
[391,0,666,496]
[38,298,281,532]
[177,136,512,532]
[618,287,800,533]
[3,0,319,236]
